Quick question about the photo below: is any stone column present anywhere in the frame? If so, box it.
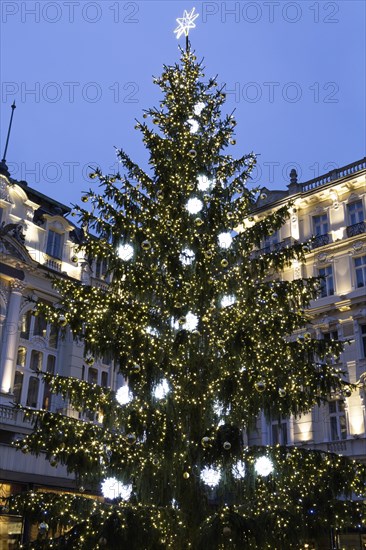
[0,280,25,400]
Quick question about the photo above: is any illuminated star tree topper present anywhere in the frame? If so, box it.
[174,7,199,43]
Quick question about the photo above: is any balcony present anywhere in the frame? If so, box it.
[311,234,330,249]
[251,238,295,258]
[346,221,366,238]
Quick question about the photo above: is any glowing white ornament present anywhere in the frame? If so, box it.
[184,312,198,331]
[116,385,132,406]
[218,232,233,249]
[197,174,214,192]
[145,326,159,337]
[186,197,203,214]
[187,118,199,133]
[117,243,134,261]
[101,477,132,500]
[254,456,274,477]
[180,248,195,266]
[221,295,236,308]
[194,102,205,116]
[174,7,199,39]
[200,466,221,487]
[213,400,224,416]
[232,460,246,479]
[154,379,170,399]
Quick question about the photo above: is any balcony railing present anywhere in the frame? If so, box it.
[43,255,62,272]
[301,158,366,192]
[346,221,366,238]
[311,234,330,249]
[251,238,295,259]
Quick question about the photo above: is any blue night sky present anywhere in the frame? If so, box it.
[1,1,365,208]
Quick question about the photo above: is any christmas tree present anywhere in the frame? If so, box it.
[9,10,366,550]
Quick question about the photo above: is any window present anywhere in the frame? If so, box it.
[101,371,108,387]
[30,350,43,372]
[48,325,59,348]
[355,256,366,288]
[328,400,347,440]
[15,309,59,410]
[16,347,27,367]
[20,311,32,339]
[361,325,366,358]
[46,230,63,259]
[13,371,23,404]
[347,200,364,225]
[318,265,334,297]
[271,420,288,445]
[46,355,56,373]
[33,314,47,338]
[313,213,328,235]
[88,367,98,385]
[26,377,40,408]
[323,329,338,341]
[95,258,110,281]
[262,231,279,253]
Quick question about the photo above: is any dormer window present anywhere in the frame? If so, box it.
[46,230,63,259]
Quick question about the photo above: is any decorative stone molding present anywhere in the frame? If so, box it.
[0,175,12,203]
[10,279,26,293]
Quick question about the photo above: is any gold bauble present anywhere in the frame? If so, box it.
[221,259,229,268]
[141,240,151,250]
[255,380,266,392]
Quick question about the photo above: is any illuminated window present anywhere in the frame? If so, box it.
[318,265,334,297]
[20,311,32,339]
[347,200,364,225]
[16,309,59,410]
[313,213,328,236]
[16,347,27,368]
[328,400,347,441]
[355,255,366,288]
[46,230,63,259]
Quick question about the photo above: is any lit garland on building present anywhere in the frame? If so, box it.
[7,21,366,550]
